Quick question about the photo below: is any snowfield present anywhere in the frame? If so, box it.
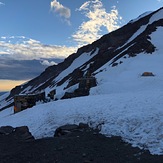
[0,89,163,155]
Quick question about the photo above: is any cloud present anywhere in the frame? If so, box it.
[1,36,6,39]
[0,0,121,64]
[0,55,63,80]
[0,36,75,80]
[72,0,121,46]
[0,36,77,60]
[0,2,4,6]
[0,59,47,80]
[40,60,58,66]
[51,0,71,20]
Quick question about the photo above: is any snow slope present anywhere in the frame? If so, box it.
[0,89,163,155]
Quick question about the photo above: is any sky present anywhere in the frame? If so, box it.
[0,0,162,91]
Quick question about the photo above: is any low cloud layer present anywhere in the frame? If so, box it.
[0,57,63,80]
[0,59,46,80]
[40,60,58,66]
[0,36,76,60]
[72,0,122,45]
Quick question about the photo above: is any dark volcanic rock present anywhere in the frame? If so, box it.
[54,124,79,137]
[13,126,35,141]
[0,125,163,163]
[0,126,34,142]
[54,123,89,137]
[0,126,14,135]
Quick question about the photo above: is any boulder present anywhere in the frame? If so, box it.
[79,123,89,129]
[14,126,35,141]
[54,123,89,137]
[0,126,14,135]
[0,126,34,142]
[54,124,79,137]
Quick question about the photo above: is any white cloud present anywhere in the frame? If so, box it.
[72,0,121,46]
[0,1,121,62]
[51,0,71,20]
[0,37,77,60]
[79,1,90,11]
[40,60,58,66]
[0,51,8,54]
[1,36,6,39]
[0,2,4,6]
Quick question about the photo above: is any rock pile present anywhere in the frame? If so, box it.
[0,126,34,142]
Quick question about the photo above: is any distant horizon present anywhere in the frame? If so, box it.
[0,80,27,92]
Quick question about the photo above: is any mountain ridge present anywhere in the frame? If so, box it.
[0,7,163,110]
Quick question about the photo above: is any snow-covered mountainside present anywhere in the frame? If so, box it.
[0,7,163,155]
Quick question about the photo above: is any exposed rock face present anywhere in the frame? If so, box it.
[1,7,163,110]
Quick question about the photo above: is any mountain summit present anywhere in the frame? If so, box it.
[1,7,163,110]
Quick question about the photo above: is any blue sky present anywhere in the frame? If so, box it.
[0,0,162,91]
